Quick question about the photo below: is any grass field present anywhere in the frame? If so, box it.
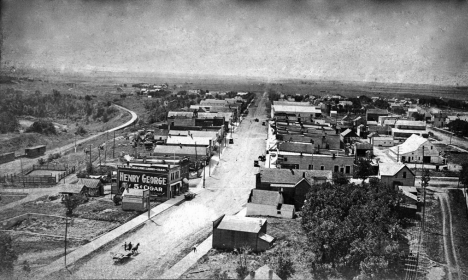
[0,193,28,207]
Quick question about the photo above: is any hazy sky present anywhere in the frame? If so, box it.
[2,0,468,85]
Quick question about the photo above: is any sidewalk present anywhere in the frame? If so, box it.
[35,193,187,279]
[158,208,247,279]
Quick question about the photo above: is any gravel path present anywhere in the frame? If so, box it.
[53,93,268,279]
[438,192,462,280]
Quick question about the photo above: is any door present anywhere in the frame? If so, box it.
[423,156,430,163]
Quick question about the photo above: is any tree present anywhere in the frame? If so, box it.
[236,247,251,280]
[0,232,18,276]
[354,158,373,181]
[411,112,425,121]
[459,163,468,187]
[276,251,295,280]
[373,100,389,110]
[301,180,405,278]
[63,194,86,216]
[333,172,350,185]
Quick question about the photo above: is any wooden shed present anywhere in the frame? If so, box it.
[25,145,46,158]
[80,178,104,197]
[212,215,274,252]
[122,189,149,212]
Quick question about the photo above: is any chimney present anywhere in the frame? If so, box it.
[303,172,305,178]
[250,271,255,279]
[268,269,273,280]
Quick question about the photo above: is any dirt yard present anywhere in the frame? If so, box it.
[0,193,28,207]
[181,216,314,280]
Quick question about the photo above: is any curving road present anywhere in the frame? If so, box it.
[47,93,269,279]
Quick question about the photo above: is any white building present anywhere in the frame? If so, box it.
[389,134,441,164]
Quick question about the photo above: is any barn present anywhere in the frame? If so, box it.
[212,215,274,252]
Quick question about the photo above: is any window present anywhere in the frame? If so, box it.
[320,166,325,170]
[345,166,351,174]
[308,165,313,170]
[403,172,407,178]
[431,146,433,150]
[284,157,288,162]
[334,165,339,172]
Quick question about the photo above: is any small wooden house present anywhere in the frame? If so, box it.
[212,215,274,252]
[247,189,295,219]
[80,179,104,197]
[122,189,149,212]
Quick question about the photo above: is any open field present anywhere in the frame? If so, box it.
[0,193,28,207]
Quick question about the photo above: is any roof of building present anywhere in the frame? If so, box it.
[168,130,190,136]
[373,136,393,141]
[246,265,281,280]
[278,142,314,154]
[389,134,429,154]
[216,215,266,233]
[122,188,148,197]
[58,184,84,194]
[367,109,388,114]
[80,178,102,189]
[272,105,322,114]
[259,168,332,184]
[280,204,295,212]
[153,145,208,156]
[340,128,358,137]
[395,120,426,126]
[166,136,212,146]
[25,145,46,150]
[379,162,408,176]
[167,111,194,118]
[273,101,312,106]
[355,143,373,150]
[200,99,228,105]
[197,112,232,119]
[251,189,283,206]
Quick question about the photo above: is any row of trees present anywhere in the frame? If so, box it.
[448,119,468,137]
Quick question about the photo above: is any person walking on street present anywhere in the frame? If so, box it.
[192,246,197,253]
[128,242,133,251]
[123,242,128,251]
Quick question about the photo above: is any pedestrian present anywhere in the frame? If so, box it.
[128,242,133,251]
[192,246,197,253]
[123,242,128,251]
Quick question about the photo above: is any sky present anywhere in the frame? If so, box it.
[2,0,468,85]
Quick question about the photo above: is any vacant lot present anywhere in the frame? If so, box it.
[181,216,314,280]
[0,193,28,207]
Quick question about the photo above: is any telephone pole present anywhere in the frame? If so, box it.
[113,130,116,158]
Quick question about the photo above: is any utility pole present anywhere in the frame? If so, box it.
[64,216,69,270]
[113,130,115,158]
[203,161,206,188]
[89,144,92,169]
[195,142,198,177]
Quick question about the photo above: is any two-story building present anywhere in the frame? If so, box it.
[378,162,415,187]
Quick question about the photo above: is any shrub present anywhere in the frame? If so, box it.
[25,120,57,135]
[76,126,87,135]
[0,232,18,276]
[37,158,45,165]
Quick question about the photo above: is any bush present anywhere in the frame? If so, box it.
[76,126,87,135]
[0,232,18,276]
[37,158,45,165]
[25,120,57,135]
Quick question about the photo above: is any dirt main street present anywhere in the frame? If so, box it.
[46,93,268,279]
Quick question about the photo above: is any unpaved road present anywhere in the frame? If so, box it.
[45,93,268,279]
[438,192,462,280]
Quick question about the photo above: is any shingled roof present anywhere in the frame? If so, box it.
[259,168,332,184]
[250,189,283,206]
[217,216,266,233]
[278,142,314,154]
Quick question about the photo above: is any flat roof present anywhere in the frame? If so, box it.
[272,105,321,114]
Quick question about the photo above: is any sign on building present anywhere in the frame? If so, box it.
[117,166,169,197]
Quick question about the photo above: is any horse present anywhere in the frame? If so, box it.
[131,243,140,254]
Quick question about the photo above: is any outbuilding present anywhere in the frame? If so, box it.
[247,189,295,219]
[212,215,274,252]
[79,178,104,197]
[378,162,415,187]
[25,145,46,158]
[122,189,150,212]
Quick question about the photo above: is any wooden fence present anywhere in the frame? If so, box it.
[0,166,75,186]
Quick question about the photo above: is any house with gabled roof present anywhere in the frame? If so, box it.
[247,189,295,218]
[256,167,332,209]
[378,162,415,187]
[389,134,441,164]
